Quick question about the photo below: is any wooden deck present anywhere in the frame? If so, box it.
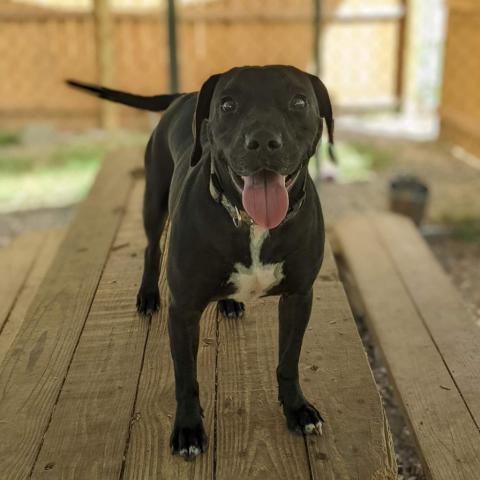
[335,214,480,480]
[0,151,396,480]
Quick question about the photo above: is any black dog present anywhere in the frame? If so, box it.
[68,65,335,460]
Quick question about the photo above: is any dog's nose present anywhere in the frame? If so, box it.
[245,131,283,152]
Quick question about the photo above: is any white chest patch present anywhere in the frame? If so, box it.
[228,225,284,303]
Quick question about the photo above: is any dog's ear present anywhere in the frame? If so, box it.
[191,74,221,166]
[307,74,336,163]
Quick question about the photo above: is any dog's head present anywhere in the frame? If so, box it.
[191,66,335,229]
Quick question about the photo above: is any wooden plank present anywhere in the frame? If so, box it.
[371,213,480,428]
[302,281,397,480]
[0,150,140,479]
[215,297,312,480]
[123,222,216,479]
[30,182,147,479]
[0,228,65,366]
[215,275,395,478]
[0,230,45,333]
[335,215,480,480]
[318,238,338,281]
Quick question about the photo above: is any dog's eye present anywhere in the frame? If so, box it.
[291,95,307,109]
[220,97,237,113]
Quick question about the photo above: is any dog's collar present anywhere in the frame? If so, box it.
[209,160,306,229]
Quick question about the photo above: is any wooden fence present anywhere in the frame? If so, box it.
[440,0,480,158]
[0,0,405,129]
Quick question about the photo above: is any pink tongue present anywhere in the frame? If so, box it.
[242,171,289,229]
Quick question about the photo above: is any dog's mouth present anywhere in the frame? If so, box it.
[228,166,302,229]
[229,168,300,195]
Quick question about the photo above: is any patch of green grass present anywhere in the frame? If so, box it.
[0,154,36,174]
[0,145,104,175]
[438,214,480,243]
[49,145,104,169]
[451,220,480,243]
[349,143,393,171]
[313,141,393,182]
[0,145,104,212]
[0,131,19,146]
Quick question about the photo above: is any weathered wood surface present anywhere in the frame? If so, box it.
[0,228,65,366]
[0,150,396,479]
[31,182,148,479]
[334,213,480,480]
[372,214,480,427]
[0,231,45,334]
[123,221,217,480]
[0,150,140,479]
[216,280,396,480]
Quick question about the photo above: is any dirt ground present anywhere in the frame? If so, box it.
[0,132,479,479]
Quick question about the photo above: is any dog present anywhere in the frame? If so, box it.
[68,65,336,460]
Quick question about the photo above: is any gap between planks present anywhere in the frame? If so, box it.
[4,170,395,479]
[0,231,46,336]
[0,228,66,366]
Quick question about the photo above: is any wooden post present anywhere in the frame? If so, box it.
[312,0,323,182]
[313,0,323,77]
[94,0,117,129]
[395,0,408,112]
[167,0,179,92]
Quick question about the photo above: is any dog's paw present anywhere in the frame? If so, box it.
[217,299,245,319]
[284,402,324,436]
[170,422,208,461]
[136,285,160,317]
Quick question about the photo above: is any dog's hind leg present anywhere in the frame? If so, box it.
[136,133,173,316]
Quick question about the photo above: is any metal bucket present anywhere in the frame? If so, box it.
[389,175,429,226]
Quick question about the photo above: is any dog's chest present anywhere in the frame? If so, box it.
[227,226,284,303]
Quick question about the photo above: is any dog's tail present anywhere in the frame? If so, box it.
[66,79,184,112]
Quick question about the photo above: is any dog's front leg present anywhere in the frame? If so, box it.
[277,289,324,435]
[168,299,208,460]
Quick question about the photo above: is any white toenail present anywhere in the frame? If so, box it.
[189,446,200,456]
[304,423,315,434]
[179,448,188,456]
[316,421,323,435]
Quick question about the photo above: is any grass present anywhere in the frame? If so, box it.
[0,128,150,213]
[0,129,392,213]
[312,140,393,182]
[0,145,104,213]
[450,220,480,243]
[0,131,19,147]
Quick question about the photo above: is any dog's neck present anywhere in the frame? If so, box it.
[208,154,309,229]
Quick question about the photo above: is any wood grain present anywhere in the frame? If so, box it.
[0,228,65,366]
[122,221,216,479]
[30,182,147,479]
[335,214,480,480]
[372,213,480,428]
[0,150,140,479]
[302,281,397,480]
[215,240,395,480]
[216,297,312,480]
[0,230,45,333]
[317,237,339,282]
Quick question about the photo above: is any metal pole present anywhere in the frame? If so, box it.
[167,0,179,93]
